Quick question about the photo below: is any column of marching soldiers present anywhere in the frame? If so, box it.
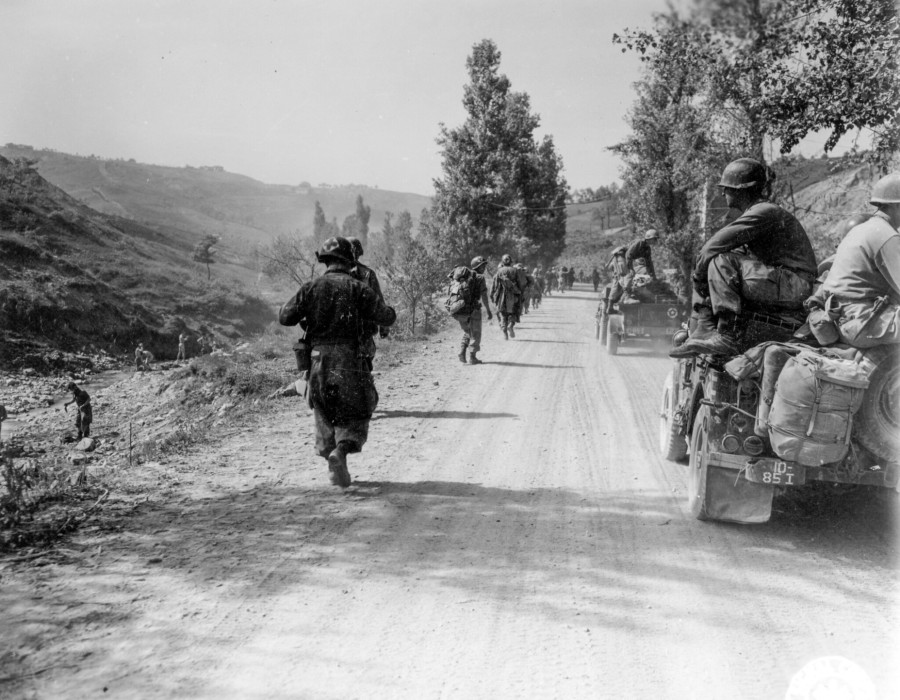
[276,159,900,488]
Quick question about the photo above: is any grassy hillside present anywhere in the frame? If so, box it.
[0,145,432,255]
[0,155,275,366]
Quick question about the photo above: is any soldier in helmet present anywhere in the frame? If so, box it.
[279,236,397,488]
[816,173,900,348]
[347,237,389,372]
[605,229,660,313]
[454,256,493,364]
[491,254,524,339]
[671,158,817,358]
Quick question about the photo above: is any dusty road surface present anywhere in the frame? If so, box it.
[3,284,897,699]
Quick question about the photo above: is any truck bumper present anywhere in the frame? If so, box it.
[708,452,900,489]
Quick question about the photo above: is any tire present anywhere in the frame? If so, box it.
[688,405,774,523]
[688,405,714,520]
[856,351,900,464]
[660,368,688,461]
[606,317,619,355]
[599,310,608,346]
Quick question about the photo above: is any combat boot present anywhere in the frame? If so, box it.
[508,325,516,338]
[458,345,468,363]
[327,443,352,488]
[688,307,717,340]
[468,351,482,365]
[670,312,741,359]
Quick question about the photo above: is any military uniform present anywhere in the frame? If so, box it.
[821,210,900,347]
[454,257,492,364]
[351,260,387,371]
[491,257,523,338]
[66,384,92,439]
[279,238,396,487]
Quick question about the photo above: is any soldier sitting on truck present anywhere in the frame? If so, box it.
[815,172,900,348]
[604,229,660,313]
[670,158,817,359]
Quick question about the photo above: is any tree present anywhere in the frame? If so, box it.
[192,234,219,280]
[614,0,900,165]
[377,210,444,334]
[381,211,395,263]
[354,194,371,247]
[429,39,568,267]
[259,233,319,287]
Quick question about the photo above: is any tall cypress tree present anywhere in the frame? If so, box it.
[429,39,568,266]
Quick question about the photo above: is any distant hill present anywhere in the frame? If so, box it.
[0,144,432,256]
[0,155,274,365]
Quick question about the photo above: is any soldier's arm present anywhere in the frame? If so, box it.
[359,285,397,327]
[875,236,900,300]
[278,286,309,326]
[480,277,492,315]
[693,207,770,283]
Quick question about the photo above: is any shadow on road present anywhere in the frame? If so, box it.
[488,361,583,369]
[373,410,517,420]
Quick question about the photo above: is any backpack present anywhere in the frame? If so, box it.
[767,350,871,466]
[445,266,478,316]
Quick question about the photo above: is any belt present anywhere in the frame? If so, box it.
[311,340,356,347]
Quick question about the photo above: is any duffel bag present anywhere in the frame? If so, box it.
[768,350,870,466]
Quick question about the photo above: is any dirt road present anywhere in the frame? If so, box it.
[3,284,897,699]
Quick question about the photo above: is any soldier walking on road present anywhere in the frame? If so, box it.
[348,237,389,372]
[557,266,567,294]
[64,382,92,439]
[591,266,600,292]
[491,254,524,339]
[452,256,493,364]
[279,237,397,488]
[134,343,144,370]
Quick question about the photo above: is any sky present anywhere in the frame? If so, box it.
[4,0,849,198]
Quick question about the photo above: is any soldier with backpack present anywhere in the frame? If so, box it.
[447,256,493,364]
[491,254,524,339]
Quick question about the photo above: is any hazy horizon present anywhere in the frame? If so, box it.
[3,0,692,197]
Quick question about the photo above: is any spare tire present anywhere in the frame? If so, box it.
[855,347,900,465]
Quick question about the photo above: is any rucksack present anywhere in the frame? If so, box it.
[445,266,478,316]
[767,349,871,466]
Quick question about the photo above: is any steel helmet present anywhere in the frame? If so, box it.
[315,236,354,265]
[470,256,487,270]
[347,236,364,259]
[718,158,767,190]
[834,213,871,239]
[644,229,659,241]
[869,173,900,205]
[500,254,512,266]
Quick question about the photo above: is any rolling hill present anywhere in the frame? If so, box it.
[0,144,432,256]
[0,154,274,366]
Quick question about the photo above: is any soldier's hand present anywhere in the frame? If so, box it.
[379,327,390,339]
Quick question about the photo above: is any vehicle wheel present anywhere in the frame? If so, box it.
[688,406,714,520]
[606,318,619,355]
[856,351,899,464]
[660,368,688,461]
[688,405,773,523]
[599,310,608,345]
